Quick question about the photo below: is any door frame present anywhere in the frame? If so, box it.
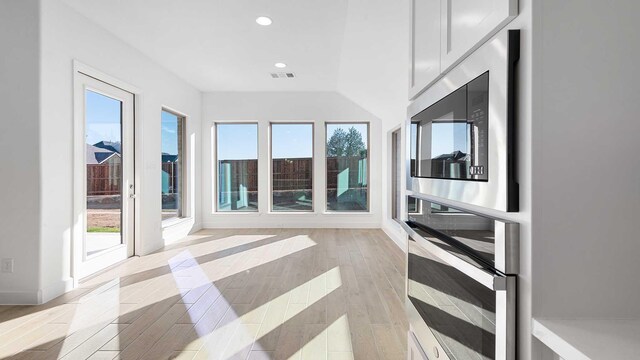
[72,61,143,284]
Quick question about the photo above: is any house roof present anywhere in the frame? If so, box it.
[93,141,121,154]
[86,144,120,164]
[162,154,178,163]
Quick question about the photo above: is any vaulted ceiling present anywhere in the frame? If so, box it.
[61,0,409,124]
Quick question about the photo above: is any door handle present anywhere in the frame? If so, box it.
[403,221,506,291]
[129,184,136,199]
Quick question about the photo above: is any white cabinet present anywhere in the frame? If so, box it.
[409,0,517,99]
[409,0,441,100]
[407,332,429,360]
[440,0,518,72]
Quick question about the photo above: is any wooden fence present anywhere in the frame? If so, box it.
[87,164,121,196]
[218,157,367,192]
[87,157,368,197]
[88,162,180,196]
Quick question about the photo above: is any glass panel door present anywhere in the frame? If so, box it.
[85,90,124,256]
[75,73,135,279]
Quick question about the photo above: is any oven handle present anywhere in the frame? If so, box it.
[401,221,507,291]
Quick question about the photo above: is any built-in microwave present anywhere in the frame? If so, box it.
[407,30,520,212]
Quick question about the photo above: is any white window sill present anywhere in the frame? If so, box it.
[208,211,371,216]
[162,216,193,229]
[211,211,259,215]
[322,211,372,215]
[267,211,317,215]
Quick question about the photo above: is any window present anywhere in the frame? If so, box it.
[326,123,369,211]
[391,129,401,221]
[271,123,313,212]
[161,110,185,221]
[216,123,258,212]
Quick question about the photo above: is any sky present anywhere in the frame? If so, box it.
[86,91,181,156]
[217,124,258,160]
[161,110,179,155]
[85,91,369,161]
[272,124,312,159]
[218,123,368,160]
[411,121,470,159]
[85,90,122,146]
[430,122,468,157]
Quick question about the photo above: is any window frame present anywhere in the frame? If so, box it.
[407,196,423,216]
[324,121,371,213]
[391,128,401,222]
[161,109,187,223]
[213,121,260,213]
[269,122,315,213]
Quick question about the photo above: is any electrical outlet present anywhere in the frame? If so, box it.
[1,258,14,273]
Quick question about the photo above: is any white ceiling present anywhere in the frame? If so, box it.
[61,0,349,92]
[61,0,410,125]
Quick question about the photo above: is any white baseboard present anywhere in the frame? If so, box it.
[40,277,74,304]
[1,277,76,305]
[382,220,407,253]
[201,221,380,229]
[0,289,41,305]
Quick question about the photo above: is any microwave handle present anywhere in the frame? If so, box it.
[401,221,507,291]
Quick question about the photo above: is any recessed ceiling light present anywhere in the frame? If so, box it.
[274,63,287,68]
[256,16,272,26]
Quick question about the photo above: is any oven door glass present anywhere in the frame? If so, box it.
[408,198,496,268]
[408,238,497,359]
[411,71,489,181]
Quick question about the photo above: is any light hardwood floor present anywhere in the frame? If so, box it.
[0,229,408,360]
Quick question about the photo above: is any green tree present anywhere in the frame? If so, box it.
[326,126,366,157]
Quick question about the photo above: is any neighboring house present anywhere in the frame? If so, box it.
[93,140,121,154]
[86,144,121,195]
[162,154,178,163]
[86,143,120,165]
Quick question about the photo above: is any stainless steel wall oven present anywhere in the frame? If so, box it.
[402,197,519,360]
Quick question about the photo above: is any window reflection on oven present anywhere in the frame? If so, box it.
[408,197,497,267]
[408,239,496,360]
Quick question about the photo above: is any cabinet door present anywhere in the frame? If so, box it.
[409,0,441,100]
[408,331,429,360]
[440,0,517,72]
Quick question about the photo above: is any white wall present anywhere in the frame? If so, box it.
[0,0,42,304]
[531,0,640,319]
[201,91,382,228]
[336,0,411,250]
[14,0,202,304]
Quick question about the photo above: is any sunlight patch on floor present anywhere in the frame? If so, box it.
[55,278,122,358]
[190,234,276,253]
[182,265,342,359]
